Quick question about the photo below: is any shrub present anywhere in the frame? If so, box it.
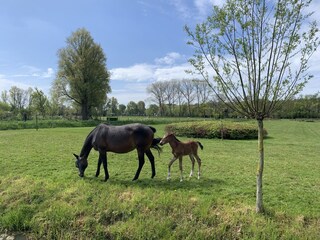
[165,121,268,140]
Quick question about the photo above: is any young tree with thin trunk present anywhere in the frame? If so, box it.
[186,0,319,213]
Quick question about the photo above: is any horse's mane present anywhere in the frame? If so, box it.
[172,134,181,142]
[80,126,96,157]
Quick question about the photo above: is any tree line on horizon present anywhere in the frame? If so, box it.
[0,84,319,120]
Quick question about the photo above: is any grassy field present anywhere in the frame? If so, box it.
[0,119,319,239]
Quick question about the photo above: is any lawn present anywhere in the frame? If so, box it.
[0,119,319,239]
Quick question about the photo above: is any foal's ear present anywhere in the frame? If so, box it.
[73,153,79,159]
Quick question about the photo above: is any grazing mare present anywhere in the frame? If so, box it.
[160,133,203,181]
[73,123,161,181]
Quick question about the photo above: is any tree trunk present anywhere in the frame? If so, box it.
[81,102,90,120]
[256,118,264,213]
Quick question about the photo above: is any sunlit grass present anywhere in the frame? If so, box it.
[0,120,319,239]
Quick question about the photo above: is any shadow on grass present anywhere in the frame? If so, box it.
[106,176,226,194]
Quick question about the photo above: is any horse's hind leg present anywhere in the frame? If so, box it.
[189,155,195,178]
[195,155,202,179]
[146,149,156,179]
[179,156,183,182]
[133,149,145,181]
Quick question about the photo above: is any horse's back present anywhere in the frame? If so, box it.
[93,123,154,153]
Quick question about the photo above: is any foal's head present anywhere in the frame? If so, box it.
[160,133,176,145]
[73,154,88,178]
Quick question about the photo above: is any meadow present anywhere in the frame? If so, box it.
[0,119,319,239]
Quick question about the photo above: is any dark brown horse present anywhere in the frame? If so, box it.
[73,123,161,181]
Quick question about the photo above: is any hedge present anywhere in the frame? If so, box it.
[165,121,268,140]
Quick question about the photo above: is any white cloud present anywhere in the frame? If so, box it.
[0,75,33,91]
[12,66,54,78]
[155,52,183,65]
[110,52,198,83]
[194,0,223,19]
[42,68,54,78]
[111,64,155,82]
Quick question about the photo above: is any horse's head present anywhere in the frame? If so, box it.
[159,133,173,145]
[73,153,88,178]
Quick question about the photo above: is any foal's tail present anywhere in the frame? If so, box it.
[151,137,162,155]
[197,141,204,150]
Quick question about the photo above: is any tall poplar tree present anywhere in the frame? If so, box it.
[54,28,110,120]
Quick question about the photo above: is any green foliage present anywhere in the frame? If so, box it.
[165,120,268,140]
[54,28,111,120]
[0,120,319,239]
[186,0,320,119]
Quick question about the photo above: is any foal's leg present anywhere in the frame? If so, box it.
[189,155,195,178]
[179,156,183,182]
[167,156,178,181]
[194,155,202,179]
[146,149,156,179]
[99,150,109,181]
[133,149,145,181]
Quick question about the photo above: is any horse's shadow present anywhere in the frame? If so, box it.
[106,176,225,193]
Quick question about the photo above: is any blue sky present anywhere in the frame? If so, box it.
[1,0,319,105]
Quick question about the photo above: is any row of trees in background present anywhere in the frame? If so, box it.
[1,84,319,120]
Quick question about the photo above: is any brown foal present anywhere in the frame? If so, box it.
[159,133,203,181]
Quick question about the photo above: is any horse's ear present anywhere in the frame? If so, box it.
[73,153,79,159]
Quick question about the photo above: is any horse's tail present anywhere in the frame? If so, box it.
[151,137,162,155]
[149,126,156,133]
[197,141,204,150]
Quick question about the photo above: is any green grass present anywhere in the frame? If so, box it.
[0,120,319,239]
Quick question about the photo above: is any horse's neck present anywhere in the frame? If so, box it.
[168,138,179,149]
[80,131,94,158]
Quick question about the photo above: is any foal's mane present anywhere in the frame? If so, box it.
[169,133,181,142]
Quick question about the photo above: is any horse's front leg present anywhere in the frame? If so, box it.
[95,157,102,177]
[146,149,156,179]
[189,155,195,178]
[133,149,145,181]
[195,155,202,180]
[179,156,183,182]
[99,150,109,181]
[167,156,177,181]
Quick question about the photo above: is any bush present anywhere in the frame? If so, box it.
[165,121,268,140]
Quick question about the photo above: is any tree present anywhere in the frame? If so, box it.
[31,88,49,117]
[180,79,196,116]
[118,104,126,115]
[109,97,119,116]
[146,104,159,116]
[186,0,319,213]
[8,86,28,113]
[126,101,138,115]
[147,81,167,116]
[54,28,110,120]
[137,101,146,116]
